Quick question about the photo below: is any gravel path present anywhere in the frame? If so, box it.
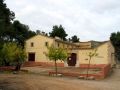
[0,74,97,90]
[0,68,120,90]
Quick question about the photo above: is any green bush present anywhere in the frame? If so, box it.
[0,42,26,71]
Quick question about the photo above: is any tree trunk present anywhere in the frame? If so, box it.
[15,63,21,71]
[55,60,57,76]
[86,57,91,78]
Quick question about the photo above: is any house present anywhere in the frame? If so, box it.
[25,34,116,67]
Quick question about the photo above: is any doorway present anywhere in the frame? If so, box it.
[28,53,35,61]
[67,53,77,66]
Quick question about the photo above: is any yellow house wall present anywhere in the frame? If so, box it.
[107,41,116,66]
[25,35,54,62]
[79,42,91,48]
[26,35,115,66]
[25,35,69,63]
[78,43,109,65]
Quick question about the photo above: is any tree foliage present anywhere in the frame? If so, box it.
[45,46,68,75]
[46,46,68,61]
[0,0,15,41]
[0,1,36,48]
[12,20,36,47]
[49,25,68,41]
[110,32,120,61]
[69,35,80,42]
[0,42,26,70]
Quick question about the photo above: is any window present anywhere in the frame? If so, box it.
[45,42,48,47]
[31,42,34,47]
[58,43,59,47]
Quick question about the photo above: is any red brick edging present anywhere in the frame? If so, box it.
[0,66,15,71]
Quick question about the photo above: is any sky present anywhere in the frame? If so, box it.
[5,0,120,41]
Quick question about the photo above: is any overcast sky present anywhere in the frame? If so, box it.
[5,0,120,41]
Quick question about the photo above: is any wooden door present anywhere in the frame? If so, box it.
[67,53,76,66]
[28,53,35,61]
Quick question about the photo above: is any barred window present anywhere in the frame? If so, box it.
[45,42,49,47]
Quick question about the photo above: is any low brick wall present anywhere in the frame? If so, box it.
[80,64,111,79]
[49,64,111,79]
[39,62,64,67]
[99,64,111,78]
[80,64,105,69]
[0,66,15,71]
[24,62,111,79]
[23,62,42,67]
[23,61,64,67]
[49,71,101,79]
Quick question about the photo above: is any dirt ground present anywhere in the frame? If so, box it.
[0,68,120,90]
